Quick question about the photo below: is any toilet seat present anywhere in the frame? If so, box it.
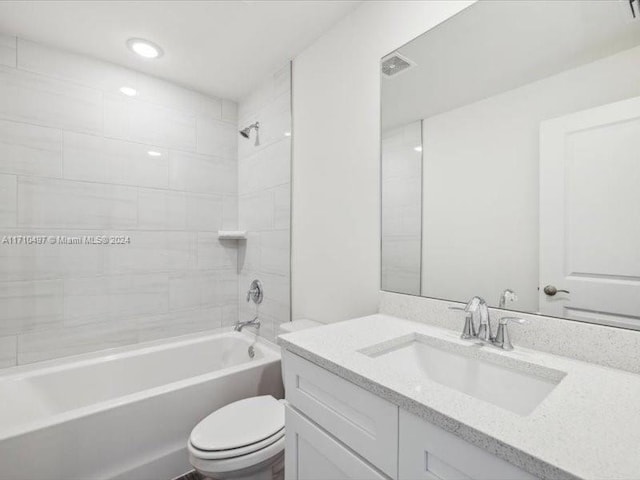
[188,395,285,475]
[189,427,284,460]
[190,395,284,452]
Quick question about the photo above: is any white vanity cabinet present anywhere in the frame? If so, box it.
[283,351,537,480]
[399,410,536,480]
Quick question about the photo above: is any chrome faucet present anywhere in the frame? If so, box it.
[465,296,492,343]
[234,315,261,332]
[449,295,527,350]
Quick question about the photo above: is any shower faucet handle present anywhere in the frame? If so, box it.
[246,279,264,304]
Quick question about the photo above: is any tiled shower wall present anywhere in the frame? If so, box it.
[234,64,291,341]
[0,33,239,367]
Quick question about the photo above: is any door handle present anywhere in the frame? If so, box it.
[543,285,570,296]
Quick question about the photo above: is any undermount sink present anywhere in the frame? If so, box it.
[359,333,565,416]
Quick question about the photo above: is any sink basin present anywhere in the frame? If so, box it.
[359,333,565,416]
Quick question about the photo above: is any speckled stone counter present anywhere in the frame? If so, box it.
[278,314,640,480]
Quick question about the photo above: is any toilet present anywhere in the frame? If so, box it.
[188,320,321,480]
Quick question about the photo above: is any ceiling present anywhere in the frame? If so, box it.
[382,0,640,129]
[0,0,360,101]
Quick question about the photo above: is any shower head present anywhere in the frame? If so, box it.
[239,122,260,145]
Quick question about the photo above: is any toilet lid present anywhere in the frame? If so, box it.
[190,396,285,451]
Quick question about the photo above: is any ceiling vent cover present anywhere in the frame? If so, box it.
[381,53,415,78]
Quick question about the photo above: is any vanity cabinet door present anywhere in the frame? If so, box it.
[285,405,389,480]
[283,351,398,477]
[399,410,536,480]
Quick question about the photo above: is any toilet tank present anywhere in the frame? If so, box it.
[278,319,322,381]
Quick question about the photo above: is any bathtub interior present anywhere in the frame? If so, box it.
[0,332,278,434]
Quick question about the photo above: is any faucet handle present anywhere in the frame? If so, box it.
[494,317,527,350]
[449,306,476,339]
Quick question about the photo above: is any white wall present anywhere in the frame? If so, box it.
[0,34,239,366]
[236,64,292,342]
[291,1,474,323]
[421,44,640,311]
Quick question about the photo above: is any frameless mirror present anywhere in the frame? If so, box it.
[381,0,640,330]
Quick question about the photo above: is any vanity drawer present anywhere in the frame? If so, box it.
[283,351,399,478]
[399,410,536,480]
[285,405,389,480]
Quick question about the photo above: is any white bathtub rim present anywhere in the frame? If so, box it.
[0,327,276,379]
[0,330,281,442]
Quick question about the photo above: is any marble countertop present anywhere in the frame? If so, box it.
[278,314,640,480]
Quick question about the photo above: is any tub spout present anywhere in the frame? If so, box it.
[234,316,260,332]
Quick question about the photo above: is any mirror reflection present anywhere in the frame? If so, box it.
[381,0,640,329]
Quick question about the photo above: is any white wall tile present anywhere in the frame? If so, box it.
[239,139,290,194]
[236,65,291,330]
[217,268,239,306]
[138,190,224,232]
[0,279,63,335]
[18,177,137,229]
[0,66,103,134]
[196,116,237,158]
[0,34,16,68]
[274,184,291,229]
[222,195,238,230]
[0,228,105,281]
[0,174,17,226]
[186,193,224,231]
[169,271,217,311]
[64,131,169,188]
[238,232,260,272]
[128,101,197,151]
[104,94,129,139]
[0,119,62,177]
[222,100,238,122]
[261,230,290,276]
[137,306,221,342]
[0,335,16,368]
[135,74,222,118]
[18,39,138,94]
[17,320,138,364]
[138,188,187,231]
[0,37,240,366]
[104,231,197,274]
[239,190,274,231]
[64,274,168,326]
[197,233,238,269]
[221,304,238,327]
[169,150,236,194]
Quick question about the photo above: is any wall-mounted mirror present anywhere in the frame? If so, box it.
[381,0,640,330]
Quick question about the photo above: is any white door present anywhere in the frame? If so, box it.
[539,96,640,328]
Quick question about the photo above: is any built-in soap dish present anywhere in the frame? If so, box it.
[217,230,247,240]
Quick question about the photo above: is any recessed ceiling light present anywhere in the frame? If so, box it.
[147,151,162,157]
[119,86,137,97]
[127,38,163,59]
[284,132,291,137]
[414,146,423,152]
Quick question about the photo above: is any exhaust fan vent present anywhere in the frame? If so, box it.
[381,53,415,78]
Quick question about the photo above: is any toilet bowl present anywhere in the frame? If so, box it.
[188,320,321,480]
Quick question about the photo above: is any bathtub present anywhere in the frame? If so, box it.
[0,330,284,480]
